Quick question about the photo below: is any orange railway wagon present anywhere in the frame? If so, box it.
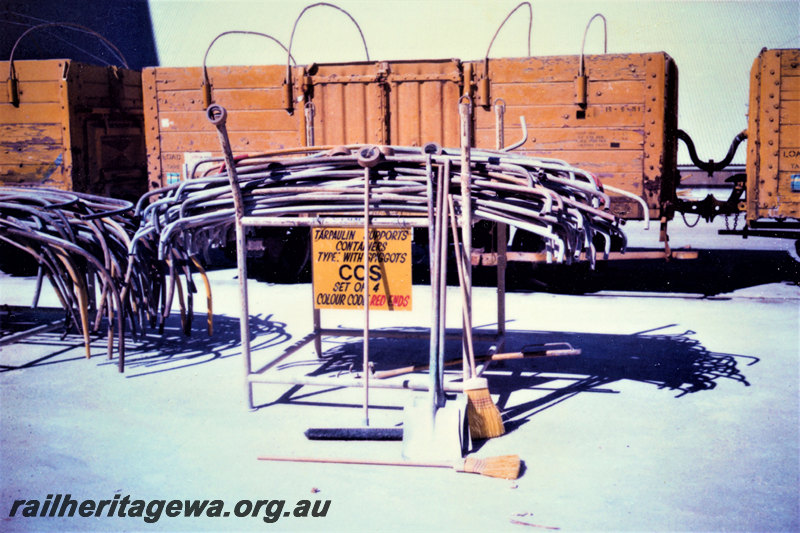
[141,51,681,274]
[145,53,676,223]
[1,59,146,200]
[746,48,800,224]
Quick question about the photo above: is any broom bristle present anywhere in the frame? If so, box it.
[464,378,505,439]
[461,454,521,479]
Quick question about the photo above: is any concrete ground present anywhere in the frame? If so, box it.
[1,220,799,532]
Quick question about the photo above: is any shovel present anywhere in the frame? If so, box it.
[402,157,469,461]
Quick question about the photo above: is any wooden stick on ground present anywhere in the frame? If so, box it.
[373,345,581,380]
[257,454,521,480]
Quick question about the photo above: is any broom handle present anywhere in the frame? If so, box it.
[491,348,581,359]
[362,164,371,426]
[374,358,460,379]
[448,194,477,378]
[373,347,581,380]
[258,455,453,470]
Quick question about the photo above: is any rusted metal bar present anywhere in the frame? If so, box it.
[206,104,254,409]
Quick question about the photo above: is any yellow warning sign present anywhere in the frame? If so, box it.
[312,227,412,311]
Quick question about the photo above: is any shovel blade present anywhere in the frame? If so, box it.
[402,394,469,461]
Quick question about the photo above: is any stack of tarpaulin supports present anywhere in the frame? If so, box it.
[134,101,624,463]
[0,187,215,371]
[0,188,137,369]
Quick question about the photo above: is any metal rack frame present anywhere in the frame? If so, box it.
[207,103,508,419]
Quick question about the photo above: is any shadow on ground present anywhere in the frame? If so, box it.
[1,305,760,435]
[116,313,291,377]
[0,310,289,377]
[274,325,757,432]
[2,308,757,394]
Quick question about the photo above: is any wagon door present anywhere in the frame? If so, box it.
[385,59,462,148]
[302,62,388,146]
[303,59,463,148]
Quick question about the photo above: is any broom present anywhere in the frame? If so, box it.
[257,454,521,480]
[373,344,581,379]
[448,195,505,439]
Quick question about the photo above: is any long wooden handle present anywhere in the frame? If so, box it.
[491,348,581,359]
[373,346,581,379]
[258,455,451,469]
[258,454,520,480]
[373,358,460,380]
[448,194,477,378]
